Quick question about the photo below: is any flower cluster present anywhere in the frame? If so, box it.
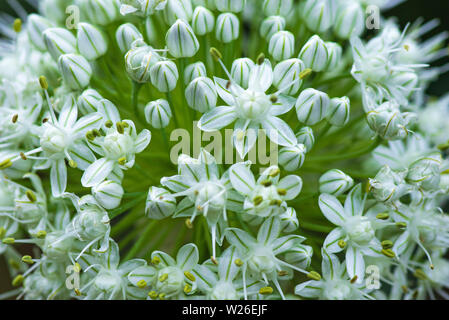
[0,0,449,301]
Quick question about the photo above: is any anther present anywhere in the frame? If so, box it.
[118,157,127,165]
[256,53,265,65]
[116,122,125,134]
[148,291,158,299]
[277,188,287,196]
[26,190,37,203]
[2,237,15,244]
[185,219,193,229]
[210,47,222,61]
[158,273,168,282]
[137,280,147,288]
[184,271,196,282]
[12,274,24,287]
[36,230,47,239]
[278,270,288,276]
[414,269,427,281]
[350,275,358,284]
[381,240,393,249]
[376,213,389,220]
[396,222,407,229]
[234,259,243,267]
[381,248,395,258]
[13,19,22,33]
[20,152,27,160]
[270,95,278,103]
[259,287,273,295]
[338,240,346,249]
[68,160,77,169]
[184,284,192,294]
[307,271,321,281]
[253,196,263,206]
[0,158,13,170]
[39,76,48,90]
[299,68,312,80]
[151,256,161,265]
[105,120,113,128]
[22,255,34,265]
[12,114,18,123]
[211,256,218,265]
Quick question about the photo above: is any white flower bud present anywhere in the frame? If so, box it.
[120,0,167,16]
[392,72,419,99]
[262,0,293,16]
[298,35,329,72]
[268,31,295,61]
[150,60,179,92]
[77,23,108,61]
[146,186,176,219]
[325,41,342,70]
[319,169,353,196]
[326,96,350,127]
[166,19,200,58]
[116,23,143,53]
[296,127,314,151]
[407,153,442,191]
[366,102,416,140]
[273,58,305,95]
[231,58,255,88]
[84,0,119,26]
[163,0,193,25]
[58,54,92,90]
[43,28,77,61]
[334,2,364,39]
[185,77,217,112]
[302,0,335,33]
[145,99,172,128]
[260,15,285,40]
[279,207,299,233]
[369,166,409,203]
[125,43,161,83]
[92,180,124,209]
[184,62,207,85]
[77,89,104,114]
[279,143,307,171]
[215,13,239,43]
[27,14,54,51]
[215,0,246,13]
[296,89,330,125]
[191,6,215,36]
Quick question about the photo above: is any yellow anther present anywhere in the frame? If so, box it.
[136,280,147,288]
[68,160,78,169]
[184,271,196,282]
[0,227,6,239]
[277,188,287,196]
[185,219,193,229]
[210,47,222,61]
[12,274,24,287]
[0,158,13,170]
[253,196,263,206]
[92,129,101,137]
[12,114,18,123]
[148,291,158,299]
[158,293,166,300]
[26,190,37,203]
[299,68,312,79]
[22,255,34,265]
[118,157,127,165]
[269,199,282,206]
[13,19,22,33]
[36,230,47,239]
[270,95,278,103]
[278,270,288,276]
[39,76,48,90]
[414,269,427,281]
[381,248,395,258]
[396,222,407,229]
[236,130,245,141]
[20,152,27,160]
[2,237,15,244]
[74,263,81,273]
[105,120,113,128]
[259,286,273,295]
[350,275,358,284]
[381,240,393,249]
[261,180,272,187]
[158,273,168,282]
[338,240,346,249]
[184,284,192,294]
[234,259,244,267]
[430,264,435,270]
[269,167,280,177]
[401,285,408,293]
[116,122,125,134]
[211,256,218,265]
[403,44,410,51]
[75,289,81,296]
[307,271,321,281]
[376,213,389,220]
[256,53,265,65]
[151,256,161,265]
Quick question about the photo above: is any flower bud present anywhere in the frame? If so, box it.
[120,0,167,16]
[392,72,419,99]
[366,102,416,140]
[215,0,246,13]
[43,28,77,61]
[279,143,307,171]
[325,41,342,70]
[185,77,217,112]
[334,2,364,39]
[296,88,330,125]
[27,14,54,51]
[77,89,104,114]
[163,0,193,25]
[407,153,442,191]
[145,99,172,128]
[279,207,299,233]
[58,54,92,90]
[77,23,108,61]
[268,31,295,61]
[146,186,176,219]
[296,127,314,151]
[84,0,119,26]
[302,0,335,33]
[298,35,329,72]
[116,23,143,53]
[319,169,353,196]
[369,166,409,203]
[260,16,285,40]
[125,44,161,83]
[150,60,179,92]
[326,97,350,127]
[273,58,305,95]
[166,19,199,58]
[215,13,240,43]
[191,6,215,36]
[231,58,255,88]
[184,62,207,85]
[262,0,293,16]
[92,180,124,209]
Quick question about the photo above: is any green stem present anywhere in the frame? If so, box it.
[123,221,158,260]
[110,193,147,220]
[131,81,143,124]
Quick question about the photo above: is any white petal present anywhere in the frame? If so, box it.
[58,95,78,128]
[318,194,346,226]
[323,228,345,254]
[321,249,341,280]
[272,234,305,255]
[229,162,255,196]
[128,266,157,287]
[344,183,364,217]
[257,217,281,245]
[134,129,151,153]
[81,158,115,187]
[198,106,237,131]
[346,245,365,281]
[270,94,296,116]
[248,59,273,92]
[97,99,121,124]
[72,112,103,137]
[50,159,67,197]
[151,251,176,268]
[294,280,323,298]
[218,246,241,282]
[233,119,258,159]
[176,243,199,271]
[277,175,302,200]
[192,264,218,291]
[225,228,255,253]
[214,76,238,106]
[68,140,96,170]
[261,116,296,147]
[161,174,194,193]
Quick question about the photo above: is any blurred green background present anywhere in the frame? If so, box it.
[0,0,448,297]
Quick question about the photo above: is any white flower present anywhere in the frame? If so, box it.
[319,169,354,196]
[166,19,199,58]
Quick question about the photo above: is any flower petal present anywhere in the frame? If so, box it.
[229,162,255,196]
[134,129,151,153]
[344,183,364,217]
[198,106,237,131]
[323,227,345,254]
[58,95,78,128]
[346,245,365,281]
[270,94,296,116]
[248,59,273,92]
[176,243,199,271]
[261,116,296,147]
[50,159,67,197]
[257,217,281,245]
[277,175,303,200]
[225,227,255,253]
[72,112,103,137]
[68,141,96,170]
[318,194,346,226]
[81,158,115,187]
[214,76,237,105]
